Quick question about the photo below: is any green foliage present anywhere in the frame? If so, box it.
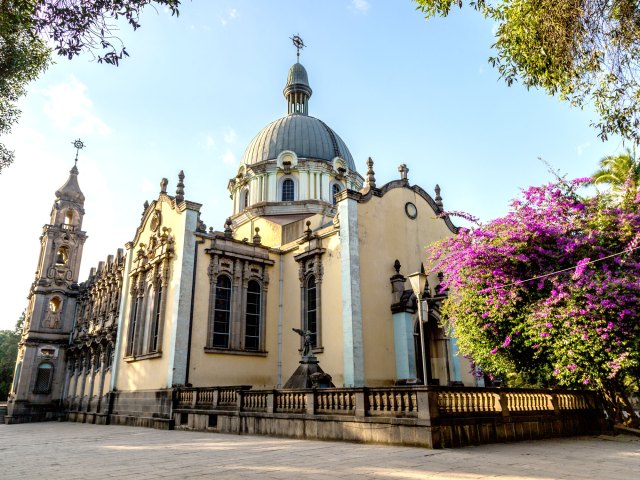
[0,1,181,172]
[414,0,640,144]
[0,313,24,401]
[592,148,640,196]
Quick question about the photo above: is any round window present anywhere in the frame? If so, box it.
[405,202,418,219]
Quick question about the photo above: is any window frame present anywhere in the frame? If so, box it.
[211,274,233,349]
[244,279,262,351]
[34,361,54,394]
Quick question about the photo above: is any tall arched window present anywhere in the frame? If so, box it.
[332,183,342,205]
[244,280,261,351]
[150,283,163,352]
[212,275,232,348]
[126,296,140,356]
[242,189,250,210]
[65,209,74,225]
[34,362,54,393]
[282,178,295,201]
[305,275,317,347]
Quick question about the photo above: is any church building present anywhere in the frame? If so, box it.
[7,52,478,425]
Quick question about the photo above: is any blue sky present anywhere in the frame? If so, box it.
[0,1,622,330]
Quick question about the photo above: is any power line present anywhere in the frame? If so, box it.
[478,244,640,293]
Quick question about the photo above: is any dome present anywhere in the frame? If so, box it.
[241,113,356,170]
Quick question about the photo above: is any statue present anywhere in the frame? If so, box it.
[292,328,312,357]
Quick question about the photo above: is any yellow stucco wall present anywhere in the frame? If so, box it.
[356,187,457,386]
[115,196,190,391]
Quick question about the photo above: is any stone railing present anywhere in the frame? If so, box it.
[174,385,599,420]
[171,385,603,448]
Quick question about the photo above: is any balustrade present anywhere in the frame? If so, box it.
[173,385,597,422]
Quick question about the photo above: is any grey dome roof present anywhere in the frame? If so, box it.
[241,113,356,170]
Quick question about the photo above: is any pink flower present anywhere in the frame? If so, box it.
[502,336,512,347]
[572,257,590,280]
[540,332,549,338]
[490,347,499,355]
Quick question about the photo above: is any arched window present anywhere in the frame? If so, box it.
[244,280,261,351]
[149,284,163,352]
[34,362,54,393]
[212,275,232,348]
[304,275,317,348]
[332,183,342,205]
[242,189,250,210]
[126,296,140,356]
[49,297,61,313]
[65,209,74,225]
[282,178,295,201]
[55,246,69,266]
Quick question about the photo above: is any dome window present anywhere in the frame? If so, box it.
[332,183,343,205]
[282,179,295,202]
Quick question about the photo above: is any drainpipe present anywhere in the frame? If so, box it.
[277,252,284,388]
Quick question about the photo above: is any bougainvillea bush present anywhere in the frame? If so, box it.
[428,179,640,425]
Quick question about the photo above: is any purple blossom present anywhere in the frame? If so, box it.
[502,336,512,347]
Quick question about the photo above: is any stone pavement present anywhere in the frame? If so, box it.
[0,422,638,480]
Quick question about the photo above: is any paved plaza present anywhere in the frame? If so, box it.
[0,422,638,479]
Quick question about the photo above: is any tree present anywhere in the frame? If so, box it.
[428,178,640,426]
[0,312,24,401]
[0,0,181,172]
[414,0,640,145]
[592,148,640,196]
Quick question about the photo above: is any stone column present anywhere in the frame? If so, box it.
[77,353,88,411]
[62,360,73,407]
[85,348,98,412]
[96,347,108,412]
[337,191,365,387]
[69,359,79,410]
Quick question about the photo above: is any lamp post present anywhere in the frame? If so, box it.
[407,267,428,386]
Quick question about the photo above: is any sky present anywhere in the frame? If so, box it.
[0,1,624,331]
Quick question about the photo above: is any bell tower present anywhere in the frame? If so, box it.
[7,142,88,423]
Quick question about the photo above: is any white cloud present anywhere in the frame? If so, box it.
[576,142,591,156]
[219,8,239,26]
[206,135,215,149]
[42,75,111,136]
[224,128,237,144]
[141,178,155,193]
[221,149,236,165]
[351,0,370,14]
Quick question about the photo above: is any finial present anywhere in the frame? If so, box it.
[398,164,409,181]
[304,220,312,239]
[435,184,443,209]
[224,218,233,238]
[253,227,262,245]
[393,259,401,274]
[160,178,168,194]
[175,170,185,203]
[142,200,149,218]
[71,138,85,170]
[291,34,305,62]
[366,157,376,188]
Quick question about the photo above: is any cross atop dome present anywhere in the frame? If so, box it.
[290,34,305,62]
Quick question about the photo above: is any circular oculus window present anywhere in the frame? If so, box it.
[405,202,418,219]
